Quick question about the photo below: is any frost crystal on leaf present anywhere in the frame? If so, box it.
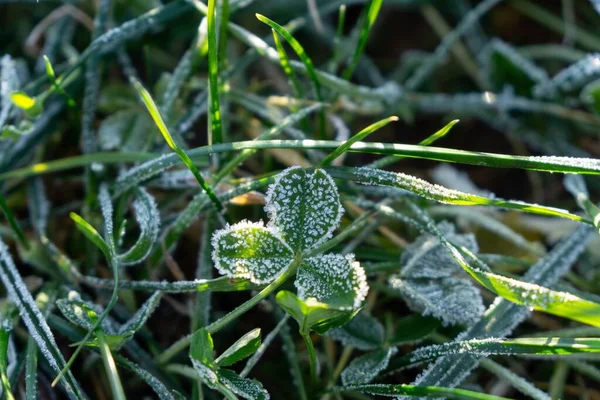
[212,221,294,284]
[219,369,270,400]
[389,222,484,326]
[265,167,343,252]
[296,254,368,311]
[341,347,398,385]
[326,311,385,350]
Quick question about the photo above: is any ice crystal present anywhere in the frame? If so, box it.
[341,347,397,385]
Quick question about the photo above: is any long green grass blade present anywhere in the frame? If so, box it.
[272,29,304,101]
[208,0,223,145]
[342,0,384,80]
[391,337,600,370]
[256,14,326,138]
[332,384,510,399]
[132,79,226,214]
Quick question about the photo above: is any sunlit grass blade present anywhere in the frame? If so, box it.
[207,0,223,145]
[406,202,600,329]
[368,119,459,169]
[256,13,326,138]
[0,192,29,249]
[96,329,126,400]
[69,212,110,258]
[320,116,398,166]
[336,168,587,223]
[564,175,600,232]
[331,384,510,399]
[342,0,383,80]
[132,79,226,216]
[43,55,75,107]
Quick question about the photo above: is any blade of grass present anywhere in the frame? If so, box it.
[132,79,226,217]
[0,192,29,249]
[272,29,304,102]
[368,119,459,169]
[207,0,223,146]
[96,329,126,400]
[320,116,398,166]
[331,384,510,399]
[341,0,383,80]
[256,13,326,138]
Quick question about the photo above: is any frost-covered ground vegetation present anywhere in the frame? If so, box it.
[4,0,600,399]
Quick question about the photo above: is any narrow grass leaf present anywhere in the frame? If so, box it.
[256,14,326,137]
[481,359,550,400]
[0,239,84,398]
[132,79,225,214]
[207,0,223,145]
[320,116,398,166]
[332,384,510,399]
[272,28,304,101]
[0,191,29,248]
[118,291,162,336]
[117,188,160,265]
[342,0,383,80]
[564,174,600,232]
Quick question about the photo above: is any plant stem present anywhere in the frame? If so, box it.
[302,333,319,386]
[97,330,127,400]
[156,256,302,364]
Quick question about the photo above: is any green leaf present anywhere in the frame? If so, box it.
[265,167,343,252]
[342,0,384,80]
[219,369,270,400]
[0,318,14,400]
[564,174,600,233]
[255,13,325,137]
[320,116,398,167]
[411,207,600,329]
[189,328,218,386]
[117,188,160,265]
[389,222,485,326]
[118,291,162,336]
[216,328,261,367]
[10,91,42,117]
[405,337,600,366]
[389,277,484,327]
[276,290,359,335]
[341,347,397,385]
[56,299,95,331]
[296,254,368,311]
[332,384,510,399]
[69,212,111,258]
[207,0,223,145]
[326,311,385,350]
[212,222,294,284]
[0,239,85,398]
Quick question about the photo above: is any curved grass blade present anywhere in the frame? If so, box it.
[368,119,459,169]
[407,202,600,327]
[207,0,223,145]
[342,0,383,80]
[256,13,326,138]
[115,355,175,400]
[0,239,84,399]
[336,168,587,223]
[132,79,226,215]
[320,116,398,167]
[331,384,510,399]
[117,188,160,265]
[0,192,29,249]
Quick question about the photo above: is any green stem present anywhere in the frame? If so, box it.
[156,256,302,364]
[97,330,127,400]
[302,333,319,386]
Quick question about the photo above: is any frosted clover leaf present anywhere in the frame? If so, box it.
[388,221,485,326]
[265,166,343,252]
[212,221,294,284]
[211,167,368,333]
